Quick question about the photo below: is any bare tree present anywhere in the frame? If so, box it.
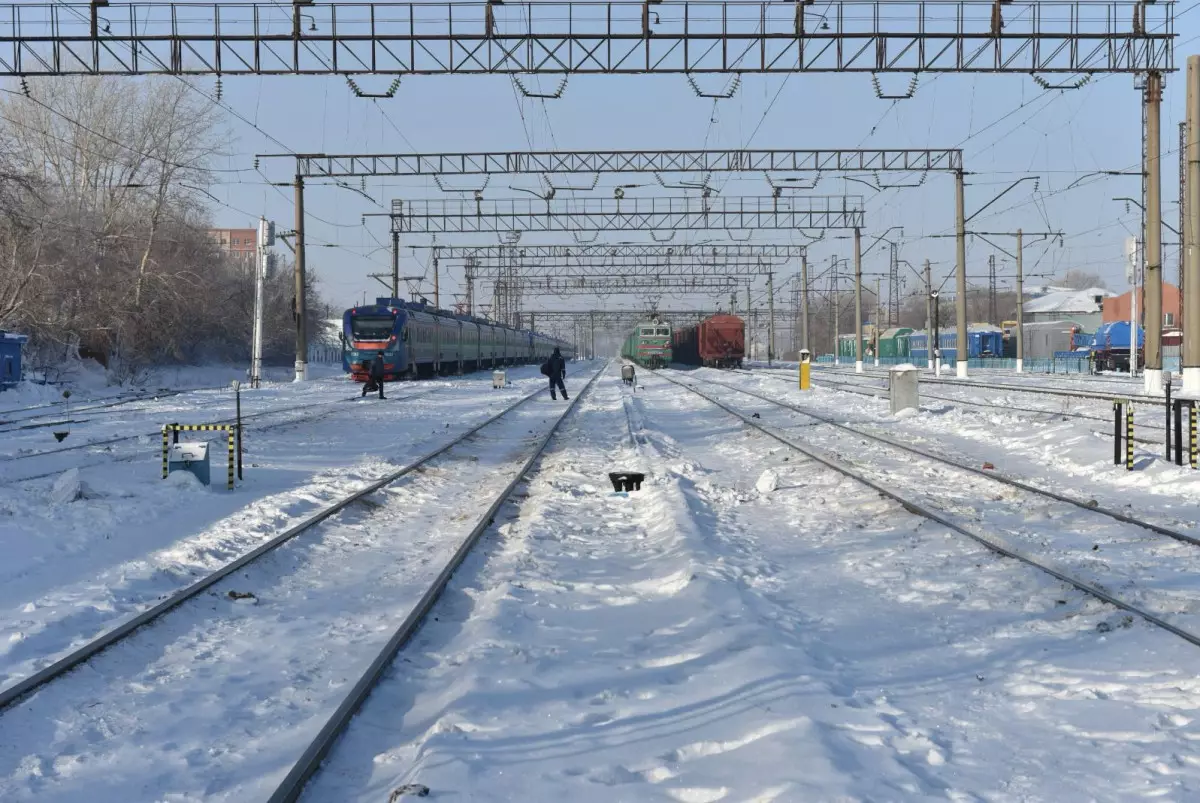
[1058,269,1108,290]
[0,77,331,382]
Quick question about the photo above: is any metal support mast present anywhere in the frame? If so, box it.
[924,259,933,370]
[1145,71,1165,394]
[1016,230,1025,373]
[293,174,308,382]
[767,271,776,366]
[854,227,864,373]
[801,251,811,354]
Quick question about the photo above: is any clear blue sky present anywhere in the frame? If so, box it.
[198,4,1200,319]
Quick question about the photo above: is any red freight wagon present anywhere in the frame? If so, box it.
[672,314,745,368]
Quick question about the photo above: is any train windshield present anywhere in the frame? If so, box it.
[656,327,669,335]
[350,316,394,340]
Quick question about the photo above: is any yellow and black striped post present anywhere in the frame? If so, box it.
[161,423,237,490]
[1191,402,1197,470]
[1126,403,1135,471]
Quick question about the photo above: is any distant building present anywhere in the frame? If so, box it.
[208,228,257,271]
[1024,286,1114,331]
[1103,282,1181,328]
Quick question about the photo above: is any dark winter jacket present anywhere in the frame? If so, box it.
[546,350,566,380]
[369,355,385,380]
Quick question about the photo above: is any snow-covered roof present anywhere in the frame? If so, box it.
[1024,284,1072,299]
[1024,287,1114,315]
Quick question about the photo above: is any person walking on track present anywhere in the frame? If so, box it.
[363,353,386,399]
[544,347,568,400]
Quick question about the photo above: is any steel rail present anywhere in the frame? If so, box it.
[0,385,226,426]
[264,363,606,803]
[656,371,1200,650]
[0,390,395,467]
[695,373,1200,548]
[0,379,559,714]
[738,368,1171,435]
[810,365,1169,406]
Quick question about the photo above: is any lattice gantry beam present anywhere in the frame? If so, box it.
[290,149,962,177]
[397,196,864,233]
[420,243,809,259]
[487,275,747,295]
[466,261,780,278]
[0,1,1173,77]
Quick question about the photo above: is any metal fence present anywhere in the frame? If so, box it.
[307,345,343,364]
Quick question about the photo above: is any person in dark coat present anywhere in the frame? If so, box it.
[546,347,568,400]
[363,353,386,399]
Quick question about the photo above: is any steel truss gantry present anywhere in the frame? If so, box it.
[2,1,1172,76]
[282,149,962,178]
[395,196,864,233]
[491,275,747,295]
[418,243,808,261]
[461,256,787,279]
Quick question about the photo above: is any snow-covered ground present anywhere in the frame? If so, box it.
[4,360,1200,801]
[304,363,1200,801]
[0,364,567,693]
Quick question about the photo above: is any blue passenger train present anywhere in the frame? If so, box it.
[907,326,1005,365]
[342,298,574,382]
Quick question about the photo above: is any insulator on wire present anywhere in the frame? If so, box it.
[1031,73,1093,91]
[871,73,919,100]
[686,74,741,99]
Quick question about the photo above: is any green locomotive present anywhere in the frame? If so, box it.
[621,317,673,369]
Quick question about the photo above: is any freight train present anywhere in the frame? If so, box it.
[672,314,745,368]
[342,298,574,381]
[621,317,673,369]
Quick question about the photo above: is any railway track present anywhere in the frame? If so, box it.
[806,365,1168,406]
[657,370,1200,652]
[0,366,602,803]
[736,368,1170,443]
[265,365,604,802]
[0,390,427,487]
[0,384,227,428]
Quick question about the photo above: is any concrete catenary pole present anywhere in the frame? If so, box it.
[854,227,864,373]
[832,258,839,365]
[767,271,776,367]
[1016,228,1025,373]
[874,275,881,366]
[1145,71,1164,394]
[293,174,308,382]
[954,169,968,378]
[924,259,933,370]
[1185,57,1200,394]
[251,216,267,389]
[800,251,810,353]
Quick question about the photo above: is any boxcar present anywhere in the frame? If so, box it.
[1023,320,1084,361]
[673,314,744,368]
